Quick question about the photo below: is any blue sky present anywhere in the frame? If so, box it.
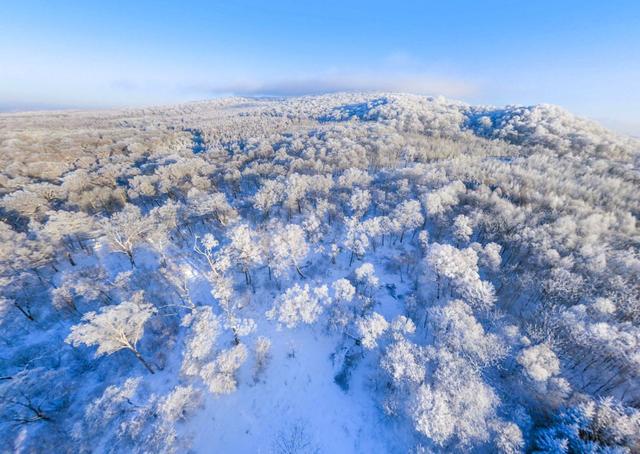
[1,1,639,132]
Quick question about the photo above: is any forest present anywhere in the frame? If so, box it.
[0,93,639,453]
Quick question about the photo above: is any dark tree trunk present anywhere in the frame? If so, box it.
[132,349,155,374]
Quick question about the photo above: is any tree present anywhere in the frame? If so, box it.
[349,188,371,218]
[493,421,524,454]
[426,243,496,309]
[269,224,309,279]
[254,179,285,216]
[356,312,389,349]
[381,337,426,385]
[200,343,248,394]
[332,278,355,302]
[390,200,424,243]
[39,210,97,257]
[266,284,331,329]
[102,203,152,266]
[187,189,238,225]
[517,344,560,382]
[453,214,473,243]
[253,336,272,382]
[180,306,221,377]
[66,293,157,373]
[410,351,499,448]
[228,224,262,286]
[479,242,502,272]
[428,300,506,367]
[534,399,640,453]
[343,217,370,265]
[193,234,253,344]
[423,181,465,218]
[51,266,110,313]
[355,262,379,295]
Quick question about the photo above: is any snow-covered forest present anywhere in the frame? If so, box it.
[1,93,639,453]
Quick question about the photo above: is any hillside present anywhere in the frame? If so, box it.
[1,93,639,453]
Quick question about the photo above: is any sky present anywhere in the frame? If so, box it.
[1,0,639,133]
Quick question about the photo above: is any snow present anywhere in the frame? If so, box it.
[188,325,397,453]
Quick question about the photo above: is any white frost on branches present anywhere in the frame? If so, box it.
[266,284,332,329]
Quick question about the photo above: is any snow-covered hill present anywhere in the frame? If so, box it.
[1,93,639,453]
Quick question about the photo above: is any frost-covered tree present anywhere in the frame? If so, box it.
[200,343,248,394]
[453,214,473,243]
[356,312,389,349]
[423,181,466,218]
[426,243,496,309]
[253,336,272,382]
[266,283,331,329]
[269,223,309,279]
[343,216,370,265]
[428,300,506,367]
[254,179,285,216]
[187,189,238,226]
[66,293,157,373]
[410,351,499,448]
[479,242,502,272]
[381,337,426,386]
[228,224,262,285]
[517,343,560,382]
[181,306,221,377]
[332,278,355,302]
[355,262,379,294]
[102,203,152,266]
[349,188,371,218]
[390,200,424,243]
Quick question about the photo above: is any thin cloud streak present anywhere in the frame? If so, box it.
[187,72,478,99]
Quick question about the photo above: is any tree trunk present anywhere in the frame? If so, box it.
[131,349,155,374]
[127,250,136,267]
[14,302,34,321]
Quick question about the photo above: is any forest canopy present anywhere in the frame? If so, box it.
[0,93,638,453]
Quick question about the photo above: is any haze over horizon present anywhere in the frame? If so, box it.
[1,1,639,134]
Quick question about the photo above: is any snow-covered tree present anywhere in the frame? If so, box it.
[66,293,157,373]
[332,278,355,302]
[181,306,221,377]
[356,312,389,349]
[253,336,272,382]
[410,351,499,447]
[254,179,285,215]
[228,224,262,285]
[200,343,248,394]
[453,214,473,243]
[428,300,506,367]
[343,216,370,265]
[355,262,379,293]
[426,243,496,309]
[269,223,309,279]
[517,344,560,382]
[102,203,152,266]
[349,188,371,218]
[266,284,331,329]
[390,200,424,242]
